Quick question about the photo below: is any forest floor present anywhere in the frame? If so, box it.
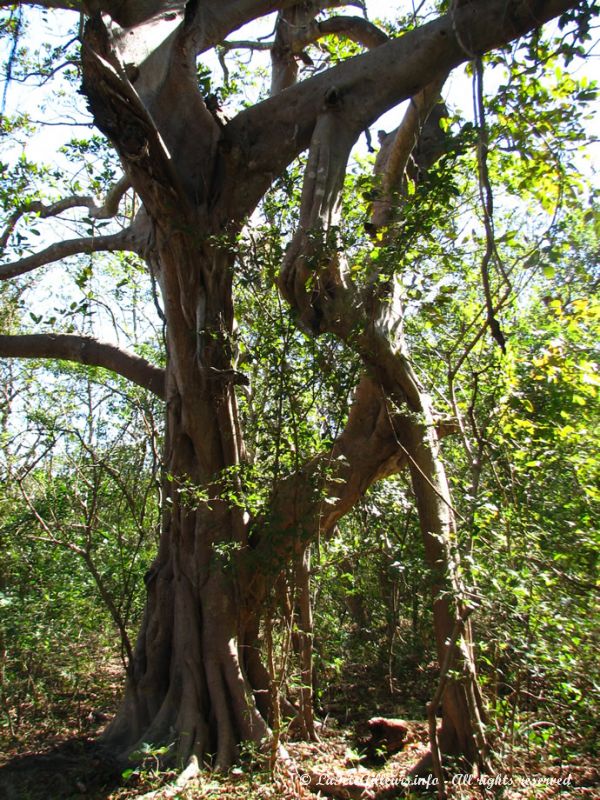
[0,659,597,800]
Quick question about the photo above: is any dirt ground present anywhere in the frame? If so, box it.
[1,714,598,800]
[1,657,597,800]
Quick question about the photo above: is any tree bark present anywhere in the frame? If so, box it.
[293,547,318,741]
[100,231,270,767]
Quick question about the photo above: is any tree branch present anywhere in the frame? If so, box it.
[249,376,414,572]
[0,333,165,398]
[246,368,455,605]
[185,0,298,55]
[371,75,447,230]
[306,15,388,50]
[0,0,179,20]
[221,39,274,52]
[269,0,387,95]
[91,175,132,219]
[1,197,91,252]
[189,0,365,55]
[82,16,204,213]
[223,15,386,57]
[0,226,144,281]
[225,0,579,218]
[270,3,326,95]
[0,177,131,252]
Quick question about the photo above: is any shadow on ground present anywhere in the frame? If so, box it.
[0,738,123,800]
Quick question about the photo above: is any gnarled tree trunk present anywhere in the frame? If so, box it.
[100,231,270,767]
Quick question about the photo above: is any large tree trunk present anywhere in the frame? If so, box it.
[102,502,268,769]
[101,227,271,767]
[73,0,576,774]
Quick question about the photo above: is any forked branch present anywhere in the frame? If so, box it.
[228,0,578,217]
[270,4,387,94]
[247,377,405,586]
[0,176,131,252]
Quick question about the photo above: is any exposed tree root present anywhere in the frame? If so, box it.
[135,755,200,800]
[273,750,326,800]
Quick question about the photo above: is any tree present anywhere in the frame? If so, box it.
[0,0,590,776]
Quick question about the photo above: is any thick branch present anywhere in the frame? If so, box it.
[306,15,388,49]
[371,75,447,229]
[82,14,212,211]
[250,377,408,575]
[270,3,325,96]
[0,0,180,22]
[0,334,165,398]
[226,0,578,218]
[244,368,453,608]
[188,0,364,55]
[277,89,424,410]
[91,175,132,219]
[0,227,143,281]
[185,0,298,55]
[270,5,387,94]
[266,2,579,409]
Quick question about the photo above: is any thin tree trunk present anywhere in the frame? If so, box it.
[397,369,488,769]
[294,548,318,741]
